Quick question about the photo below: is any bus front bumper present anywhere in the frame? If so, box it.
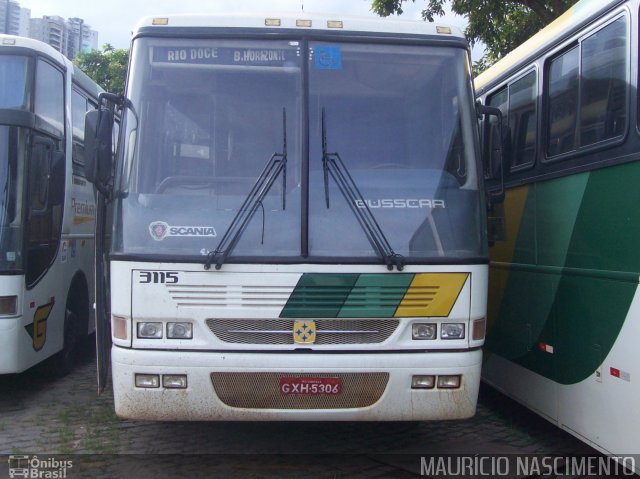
[111,346,482,421]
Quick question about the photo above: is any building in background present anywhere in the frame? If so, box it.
[1,0,98,59]
[1,0,30,36]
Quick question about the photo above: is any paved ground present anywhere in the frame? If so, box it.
[0,341,634,478]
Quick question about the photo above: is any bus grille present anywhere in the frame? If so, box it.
[210,372,389,409]
[205,319,399,344]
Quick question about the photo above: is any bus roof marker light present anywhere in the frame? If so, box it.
[436,26,452,34]
[2,38,16,45]
[152,18,169,26]
[327,20,343,29]
[296,19,312,28]
[265,18,281,27]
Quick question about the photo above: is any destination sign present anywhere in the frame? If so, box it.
[152,46,296,67]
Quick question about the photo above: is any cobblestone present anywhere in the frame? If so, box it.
[0,343,632,478]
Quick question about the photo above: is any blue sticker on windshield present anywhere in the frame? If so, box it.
[314,46,342,70]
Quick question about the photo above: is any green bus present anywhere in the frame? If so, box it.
[476,0,639,471]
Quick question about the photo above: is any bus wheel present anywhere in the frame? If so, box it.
[50,307,81,377]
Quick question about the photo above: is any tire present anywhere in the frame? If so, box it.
[50,307,81,377]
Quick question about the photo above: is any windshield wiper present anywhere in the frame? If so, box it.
[204,108,288,270]
[321,109,404,271]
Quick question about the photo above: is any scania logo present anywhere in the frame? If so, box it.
[149,221,169,241]
[149,221,217,241]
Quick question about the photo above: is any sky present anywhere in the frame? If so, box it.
[17,0,482,59]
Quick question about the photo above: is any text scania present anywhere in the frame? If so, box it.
[355,199,445,209]
[169,226,216,237]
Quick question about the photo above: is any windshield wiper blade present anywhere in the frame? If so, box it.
[321,109,404,271]
[204,108,287,270]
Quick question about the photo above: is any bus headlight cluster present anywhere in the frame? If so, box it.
[412,323,466,340]
[135,374,187,389]
[137,322,193,339]
[411,374,461,389]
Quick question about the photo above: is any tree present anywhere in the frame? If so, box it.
[74,44,129,94]
[371,0,575,72]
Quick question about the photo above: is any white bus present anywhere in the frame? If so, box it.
[86,13,492,420]
[0,35,99,375]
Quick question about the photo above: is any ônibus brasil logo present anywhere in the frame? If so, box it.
[149,221,217,241]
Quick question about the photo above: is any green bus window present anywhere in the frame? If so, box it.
[509,71,537,168]
[579,17,627,146]
[547,46,579,157]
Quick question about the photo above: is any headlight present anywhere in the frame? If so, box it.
[437,375,461,389]
[411,375,435,389]
[137,322,163,339]
[412,323,436,340]
[167,322,193,339]
[441,323,465,339]
[135,374,160,388]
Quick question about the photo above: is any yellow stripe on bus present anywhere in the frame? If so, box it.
[395,273,469,317]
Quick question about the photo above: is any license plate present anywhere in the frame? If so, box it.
[279,377,342,396]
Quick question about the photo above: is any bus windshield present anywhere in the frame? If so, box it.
[116,37,484,262]
[0,55,30,109]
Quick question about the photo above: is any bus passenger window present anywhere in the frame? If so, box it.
[509,71,536,168]
[547,46,579,157]
[580,17,627,146]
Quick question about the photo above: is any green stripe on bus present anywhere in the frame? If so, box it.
[280,273,359,318]
[338,273,414,318]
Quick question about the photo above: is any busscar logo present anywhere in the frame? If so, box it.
[149,221,217,241]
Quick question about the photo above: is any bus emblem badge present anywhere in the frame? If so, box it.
[149,221,169,241]
[293,320,316,344]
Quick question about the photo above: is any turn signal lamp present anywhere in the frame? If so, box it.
[112,315,128,340]
[472,318,486,340]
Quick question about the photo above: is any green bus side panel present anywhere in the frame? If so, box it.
[488,165,639,384]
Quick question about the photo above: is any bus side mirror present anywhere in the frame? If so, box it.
[477,103,506,206]
[85,107,114,195]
